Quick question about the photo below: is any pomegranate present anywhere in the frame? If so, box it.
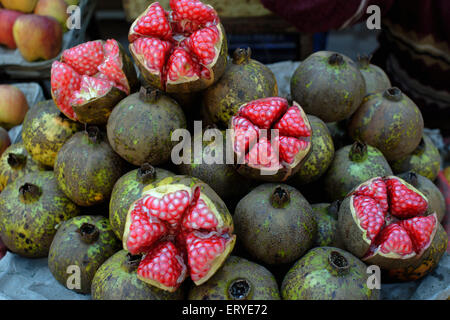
[122,177,236,292]
[281,247,379,300]
[291,51,366,122]
[202,47,278,128]
[357,54,391,95]
[129,0,227,93]
[348,87,424,161]
[311,202,345,249]
[323,141,392,201]
[229,97,312,182]
[51,39,138,124]
[188,256,280,300]
[338,176,443,270]
[390,135,442,181]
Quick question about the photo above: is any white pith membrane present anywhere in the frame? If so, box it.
[122,183,235,292]
[350,176,438,261]
[128,1,223,89]
[230,97,312,174]
[51,39,128,120]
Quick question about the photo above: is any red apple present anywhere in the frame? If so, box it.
[12,14,62,62]
[0,85,29,129]
[0,9,24,49]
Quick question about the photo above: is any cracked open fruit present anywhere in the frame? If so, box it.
[51,39,138,124]
[229,97,312,182]
[123,180,236,292]
[338,176,441,270]
[129,0,227,93]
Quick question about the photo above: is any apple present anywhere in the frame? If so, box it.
[34,0,69,32]
[0,0,38,13]
[0,85,29,130]
[0,127,11,157]
[12,14,63,62]
[0,9,24,49]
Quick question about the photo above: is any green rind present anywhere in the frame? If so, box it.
[106,91,187,166]
[91,250,185,300]
[188,256,280,300]
[234,183,316,265]
[0,142,47,192]
[311,203,345,248]
[48,215,121,294]
[22,100,82,167]
[54,130,125,206]
[281,247,379,300]
[0,171,80,258]
[109,167,175,240]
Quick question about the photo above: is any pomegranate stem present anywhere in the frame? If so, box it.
[137,163,156,183]
[349,141,368,162]
[228,278,252,300]
[383,87,403,102]
[356,54,372,69]
[86,126,101,144]
[270,186,291,208]
[328,53,344,66]
[19,183,42,203]
[328,251,350,275]
[125,253,142,272]
[139,86,161,103]
[232,47,251,65]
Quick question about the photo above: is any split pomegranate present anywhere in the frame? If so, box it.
[123,182,236,292]
[129,0,227,93]
[229,97,312,181]
[51,39,138,124]
[338,176,441,269]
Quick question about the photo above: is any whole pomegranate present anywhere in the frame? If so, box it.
[0,143,46,192]
[229,97,312,182]
[51,39,138,124]
[109,164,175,240]
[390,135,441,181]
[0,85,29,129]
[398,172,446,223]
[281,247,379,300]
[288,115,334,186]
[107,87,186,166]
[188,256,280,300]
[0,127,11,156]
[129,0,227,93]
[357,55,391,95]
[0,171,80,258]
[234,183,316,265]
[290,51,365,122]
[91,250,185,300]
[122,175,236,292]
[338,176,443,270]
[176,127,255,202]
[54,126,126,206]
[348,87,424,161]
[48,215,121,294]
[312,202,345,249]
[22,100,82,167]
[202,47,278,128]
[323,141,393,201]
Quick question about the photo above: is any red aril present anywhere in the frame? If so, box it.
[338,176,442,270]
[229,97,312,182]
[51,39,138,124]
[122,179,236,292]
[128,0,227,93]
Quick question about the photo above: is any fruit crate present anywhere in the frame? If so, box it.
[0,0,97,80]
[7,82,45,144]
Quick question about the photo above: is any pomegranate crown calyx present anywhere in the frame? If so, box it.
[357,54,372,69]
[125,253,142,273]
[19,183,42,203]
[86,126,102,144]
[328,53,345,66]
[349,140,368,162]
[139,86,161,103]
[383,87,403,102]
[270,186,291,208]
[77,223,100,244]
[232,47,252,65]
[228,278,252,300]
[137,163,156,183]
[7,153,27,169]
[328,251,350,275]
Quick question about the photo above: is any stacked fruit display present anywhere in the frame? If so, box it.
[0,0,447,300]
